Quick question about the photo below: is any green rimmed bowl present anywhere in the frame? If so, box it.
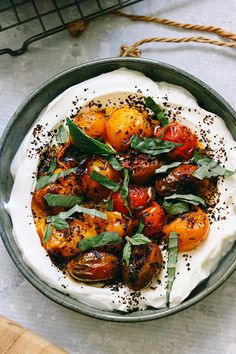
[0,57,235,322]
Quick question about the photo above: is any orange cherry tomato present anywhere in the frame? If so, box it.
[111,185,153,216]
[142,202,166,238]
[32,169,82,214]
[94,211,134,238]
[44,219,98,258]
[83,211,134,253]
[32,183,64,211]
[81,158,120,201]
[34,217,46,241]
[105,107,153,151]
[73,110,106,139]
[162,207,210,251]
[154,122,196,160]
[58,172,82,195]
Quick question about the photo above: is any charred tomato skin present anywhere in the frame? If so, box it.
[32,173,83,215]
[44,219,98,259]
[118,151,163,184]
[141,202,166,238]
[67,250,119,282]
[57,144,88,170]
[155,164,210,197]
[122,242,163,291]
[33,183,64,211]
[154,122,196,160]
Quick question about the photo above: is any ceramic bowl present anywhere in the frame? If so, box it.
[0,58,235,322]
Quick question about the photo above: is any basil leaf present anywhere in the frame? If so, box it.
[120,169,129,199]
[205,162,235,178]
[157,112,168,125]
[123,233,151,266]
[51,218,69,230]
[130,135,182,156]
[145,97,162,115]
[163,200,190,215]
[36,168,76,190]
[145,96,168,126]
[42,224,52,243]
[192,153,235,180]
[47,158,57,175]
[155,162,182,174]
[107,199,114,211]
[206,162,225,177]
[120,169,132,217]
[166,232,179,306]
[123,241,132,266]
[136,220,145,234]
[44,193,83,208]
[47,204,107,223]
[105,155,123,171]
[192,164,209,180]
[192,152,211,164]
[90,171,120,192]
[126,234,151,246]
[165,193,205,206]
[66,118,116,155]
[56,124,68,144]
[155,124,169,139]
[224,169,236,177]
[77,232,121,251]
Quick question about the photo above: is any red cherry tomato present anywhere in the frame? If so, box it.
[111,186,153,216]
[142,202,166,238]
[154,122,196,160]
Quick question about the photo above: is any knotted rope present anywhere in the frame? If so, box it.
[116,12,236,57]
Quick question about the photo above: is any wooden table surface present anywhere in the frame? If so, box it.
[0,0,236,353]
[0,316,67,354]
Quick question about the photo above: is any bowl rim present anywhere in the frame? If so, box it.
[0,57,235,322]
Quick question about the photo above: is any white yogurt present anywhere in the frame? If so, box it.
[6,68,236,312]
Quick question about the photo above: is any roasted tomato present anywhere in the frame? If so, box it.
[118,151,163,184]
[37,146,60,177]
[141,202,166,238]
[94,211,134,238]
[73,110,106,139]
[154,122,196,160]
[32,183,64,211]
[33,168,83,214]
[83,211,134,254]
[44,219,98,258]
[162,207,210,251]
[34,217,46,240]
[81,158,120,201]
[111,185,153,216]
[105,107,153,151]
[67,250,119,282]
[57,144,88,169]
[59,173,82,195]
[122,242,162,291]
[155,164,210,197]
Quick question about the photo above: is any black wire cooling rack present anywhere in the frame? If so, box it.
[0,0,142,56]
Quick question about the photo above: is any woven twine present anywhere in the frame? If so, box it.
[116,12,236,57]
